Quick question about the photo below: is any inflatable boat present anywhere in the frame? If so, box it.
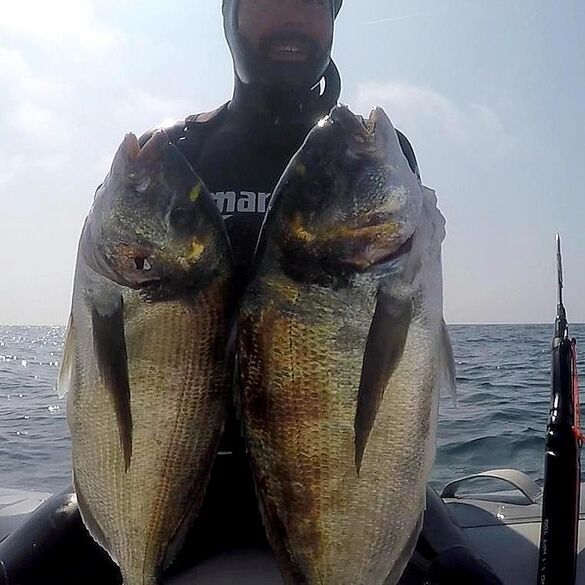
[1,467,583,584]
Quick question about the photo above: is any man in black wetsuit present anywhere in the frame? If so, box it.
[0,1,502,584]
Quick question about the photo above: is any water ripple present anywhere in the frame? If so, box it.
[0,323,584,493]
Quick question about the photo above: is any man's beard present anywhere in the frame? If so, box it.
[258,31,321,62]
[255,31,330,88]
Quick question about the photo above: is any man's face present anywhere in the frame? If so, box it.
[238,0,333,66]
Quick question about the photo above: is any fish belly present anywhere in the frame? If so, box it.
[240,276,436,585]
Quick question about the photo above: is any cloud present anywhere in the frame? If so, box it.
[0,155,25,187]
[92,88,202,181]
[95,153,115,179]
[0,48,73,160]
[0,0,120,53]
[8,103,65,142]
[364,12,431,26]
[353,81,516,157]
[0,13,198,191]
[0,48,66,99]
[0,71,69,186]
[114,88,194,129]
[35,154,70,173]
[0,153,71,189]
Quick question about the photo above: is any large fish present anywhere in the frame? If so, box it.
[239,105,455,585]
[58,131,234,585]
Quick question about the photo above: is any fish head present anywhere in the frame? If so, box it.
[271,105,424,278]
[83,131,230,295]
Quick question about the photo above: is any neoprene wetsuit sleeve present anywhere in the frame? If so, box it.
[415,488,504,585]
[0,487,121,585]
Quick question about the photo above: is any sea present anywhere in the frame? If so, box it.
[1,323,584,494]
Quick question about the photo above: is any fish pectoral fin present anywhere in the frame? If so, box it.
[57,314,76,399]
[91,296,133,471]
[439,319,457,406]
[354,290,412,473]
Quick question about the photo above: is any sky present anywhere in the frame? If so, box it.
[0,0,584,325]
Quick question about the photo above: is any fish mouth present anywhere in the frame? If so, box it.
[87,223,211,291]
[329,106,388,149]
[330,105,372,138]
[358,109,378,135]
[133,255,152,272]
[82,224,158,289]
[287,212,415,271]
[340,231,415,271]
[106,243,157,288]
[358,108,389,138]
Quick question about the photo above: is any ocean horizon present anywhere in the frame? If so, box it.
[1,323,583,494]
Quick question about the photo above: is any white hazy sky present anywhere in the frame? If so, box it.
[1,0,584,325]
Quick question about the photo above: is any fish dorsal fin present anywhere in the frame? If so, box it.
[354,290,412,473]
[57,314,76,399]
[91,296,133,471]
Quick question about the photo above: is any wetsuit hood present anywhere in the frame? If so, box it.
[222,0,342,90]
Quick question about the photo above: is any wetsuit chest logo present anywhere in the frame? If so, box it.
[211,190,272,218]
